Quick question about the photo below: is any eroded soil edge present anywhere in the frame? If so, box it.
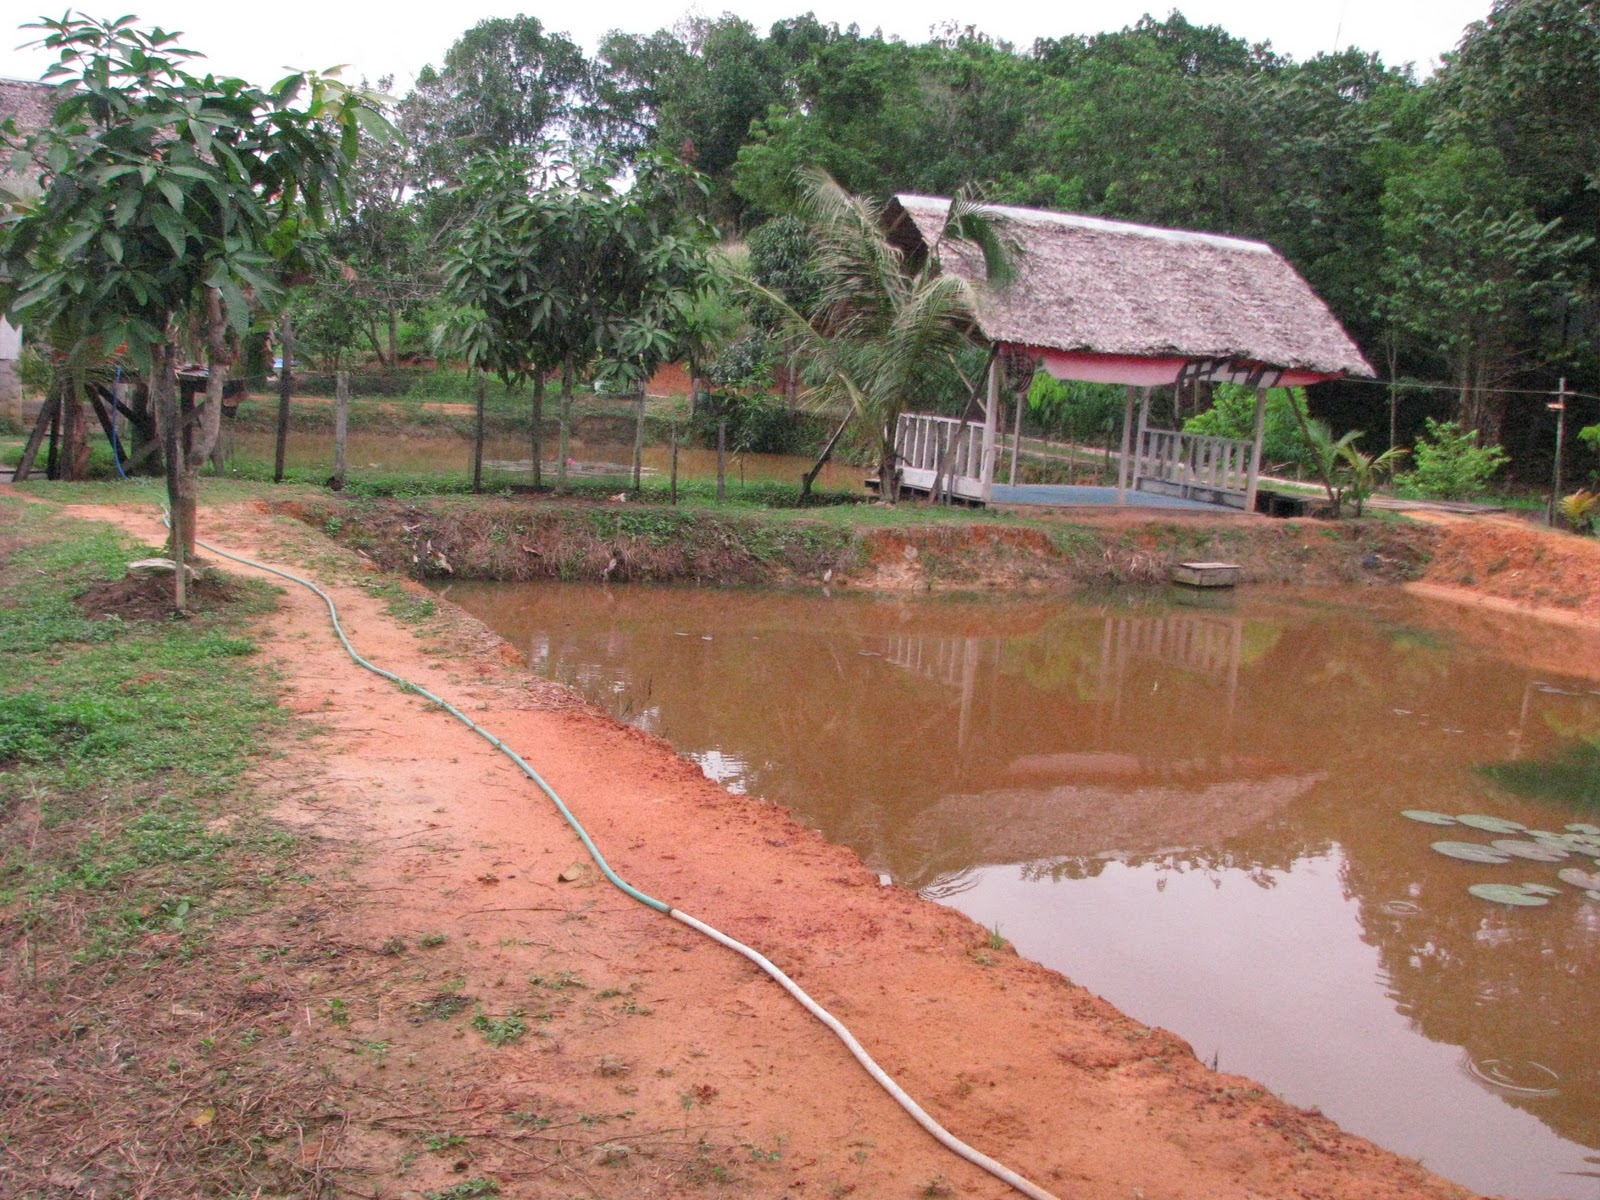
[14,496,1508,1200]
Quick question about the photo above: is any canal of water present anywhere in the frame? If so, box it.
[229,429,861,492]
[434,579,1600,1199]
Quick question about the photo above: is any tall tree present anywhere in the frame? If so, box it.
[0,14,389,603]
[403,16,591,187]
[1378,143,1591,442]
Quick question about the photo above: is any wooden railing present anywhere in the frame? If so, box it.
[894,412,988,501]
[1132,428,1253,508]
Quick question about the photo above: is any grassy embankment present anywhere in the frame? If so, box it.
[0,497,316,1194]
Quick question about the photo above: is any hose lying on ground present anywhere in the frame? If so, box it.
[185,521,1062,1200]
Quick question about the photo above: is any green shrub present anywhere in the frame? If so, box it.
[1183,384,1314,472]
[1401,418,1509,501]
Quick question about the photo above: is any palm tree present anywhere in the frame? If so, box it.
[749,169,1013,502]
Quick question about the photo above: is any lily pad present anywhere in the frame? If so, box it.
[1468,883,1550,906]
[1456,814,1527,834]
[1558,868,1600,891]
[1521,883,1562,897]
[1567,823,1600,836]
[1401,810,1459,826]
[1432,841,1513,864]
[1490,838,1570,862]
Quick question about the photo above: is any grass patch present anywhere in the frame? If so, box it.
[0,496,319,1194]
[0,501,285,957]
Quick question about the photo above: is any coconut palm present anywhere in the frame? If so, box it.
[748,169,1013,502]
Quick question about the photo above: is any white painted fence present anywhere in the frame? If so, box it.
[1131,428,1254,509]
[894,412,988,501]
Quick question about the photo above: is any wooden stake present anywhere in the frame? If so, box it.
[716,417,727,503]
[471,369,486,493]
[12,388,56,482]
[531,371,544,488]
[333,368,349,488]
[273,315,293,483]
[669,422,679,505]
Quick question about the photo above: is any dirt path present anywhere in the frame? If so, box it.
[54,499,1484,1200]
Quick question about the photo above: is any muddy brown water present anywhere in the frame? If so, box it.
[434,579,1600,1199]
[230,429,860,491]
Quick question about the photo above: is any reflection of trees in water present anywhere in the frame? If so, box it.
[1339,818,1600,1151]
[472,581,1600,1150]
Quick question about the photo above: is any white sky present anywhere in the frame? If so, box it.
[1,2,1492,91]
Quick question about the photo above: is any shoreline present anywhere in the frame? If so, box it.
[38,495,1485,1199]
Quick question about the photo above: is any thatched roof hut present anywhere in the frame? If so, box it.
[885,194,1373,387]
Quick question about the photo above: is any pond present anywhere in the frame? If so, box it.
[434,578,1600,1199]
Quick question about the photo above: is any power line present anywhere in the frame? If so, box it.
[1334,375,1600,405]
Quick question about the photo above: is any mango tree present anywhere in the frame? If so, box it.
[440,148,717,492]
[0,14,389,606]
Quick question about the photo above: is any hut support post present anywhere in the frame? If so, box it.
[981,357,999,502]
[1244,386,1267,514]
[1116,385,1136,504]
[1008,385,1024,486]
[1132,387,1152,495]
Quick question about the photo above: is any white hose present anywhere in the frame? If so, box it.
[189,522,1062,1200]
[671,909,1062,1200]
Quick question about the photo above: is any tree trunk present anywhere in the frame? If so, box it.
[879,434,899,504]
[800,411,852,504]
[365,318,389,367]
[632,387,646,491]
[1286,387,1341,516]
[45,384,61,479]
[166,287,233,566]
[387,304,400,368]
[531,371,544,488]
[61,372,89,481]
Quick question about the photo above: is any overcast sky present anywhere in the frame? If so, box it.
[1,2,1493,91]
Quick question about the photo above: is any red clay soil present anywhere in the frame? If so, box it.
[50,498,1484,1200]
[1407,511,1600,628]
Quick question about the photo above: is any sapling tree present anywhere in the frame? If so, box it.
[439,148,718,492]
[0,14,390,606]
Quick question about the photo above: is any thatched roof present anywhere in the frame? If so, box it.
[887,194,1373,381]
[0,78,54,141]
[1,78,55,191]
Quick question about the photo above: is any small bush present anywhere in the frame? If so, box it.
[1400,418,1509,501]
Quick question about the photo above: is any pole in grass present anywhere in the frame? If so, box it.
[717,416,727,503]
[273,314,293,483]
[1547,377,1567,526]
[670,422,679,506]
[333,368,349,489]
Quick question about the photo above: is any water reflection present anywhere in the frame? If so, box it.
[437,580,1600,1198]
